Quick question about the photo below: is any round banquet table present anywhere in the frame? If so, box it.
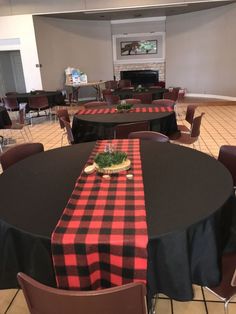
[72,106,178,143]
[0,141,235,302]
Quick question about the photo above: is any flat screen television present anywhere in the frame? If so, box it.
[120,70,159,86]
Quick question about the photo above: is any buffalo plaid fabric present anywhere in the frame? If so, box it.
[77,106,173,115]
[51,139,148,290]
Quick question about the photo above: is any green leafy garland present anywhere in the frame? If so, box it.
[94,151,127,168]
[116,103,133,111]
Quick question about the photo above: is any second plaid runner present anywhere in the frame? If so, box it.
[77,106,173,115]
[51,139,148,290]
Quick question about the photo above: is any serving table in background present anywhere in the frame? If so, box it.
[65,81,106,102]
[0,141,235,302]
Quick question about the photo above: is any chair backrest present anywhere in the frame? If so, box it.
[60,117,74,144]
[105,80,118,90]
[128,131,170,142]
[185,105,198,125]
[0,143,44,171]
[123,98,141,105]
[190,113,205,138]
[17,272,147,314]
[103,94,120,106]
[29,96,49,110]
[205,252,236,302]
[218,145,236,186]
[133,93,152,104]
[119,80,132,89]
[56,109,70,129]
[115,121,149,139]
[151,99,175,108]
[163,88,180,101]
[84,101,108,108]
[3,97,19,111]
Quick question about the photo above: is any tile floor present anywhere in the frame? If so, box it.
[0,102,236,313]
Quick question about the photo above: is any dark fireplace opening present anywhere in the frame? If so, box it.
[120,70,159,86]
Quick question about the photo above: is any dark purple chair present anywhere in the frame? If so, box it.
[151,99,175,108]
[105,80,118,90]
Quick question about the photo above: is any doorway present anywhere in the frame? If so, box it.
[0,50,26,97]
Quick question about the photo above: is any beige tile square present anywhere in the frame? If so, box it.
[173,300,206,314]
[0,289,18,314]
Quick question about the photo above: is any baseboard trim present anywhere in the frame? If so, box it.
[186,93,236,101]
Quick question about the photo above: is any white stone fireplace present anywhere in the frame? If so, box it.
[114,62,165,82]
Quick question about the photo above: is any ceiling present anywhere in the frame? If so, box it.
[39,1,235,20]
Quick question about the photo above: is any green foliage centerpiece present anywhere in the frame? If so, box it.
[94,146,131,174]
[116,100,133,113]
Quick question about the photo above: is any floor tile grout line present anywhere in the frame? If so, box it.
[4,289,20,314]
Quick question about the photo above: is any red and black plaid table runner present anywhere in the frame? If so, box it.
[77,106,173,115]
[51,139,148,290]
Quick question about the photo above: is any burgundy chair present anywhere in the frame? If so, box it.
[133,93,152,104]
[103,94,120,106]
[151,99,175,108]
[177,105,198,132]
[3,96,19,111]
[128,131,169,143]
[218,145,236,187]
[60,117,74,145]
[205,252,236,314]
[163,88,180,101]
[28,95,50,125]
[84,101,108,108]
[118,79,132,89]
[56,109,73,146]
[123,98,141,105]
[105,80,118,90]
[0,143,44,171]
[185,105,198,125]
[115,121,149,139]
[170,113,205,146]
[17,272,147,314]
[3,106,32,142]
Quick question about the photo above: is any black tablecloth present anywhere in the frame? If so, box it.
[72,108,178,143]
[6,91,65,108]
[0,106,11,129]
[0,142,235,301]
[113,88,167,100]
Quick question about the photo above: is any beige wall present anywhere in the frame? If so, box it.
[0,0,191,16]
[166,3,236,96]
[33,17,113,91]
[0,15,42,91]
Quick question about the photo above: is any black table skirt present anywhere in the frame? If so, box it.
[0,142,235,301]
[72,110,178,143]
